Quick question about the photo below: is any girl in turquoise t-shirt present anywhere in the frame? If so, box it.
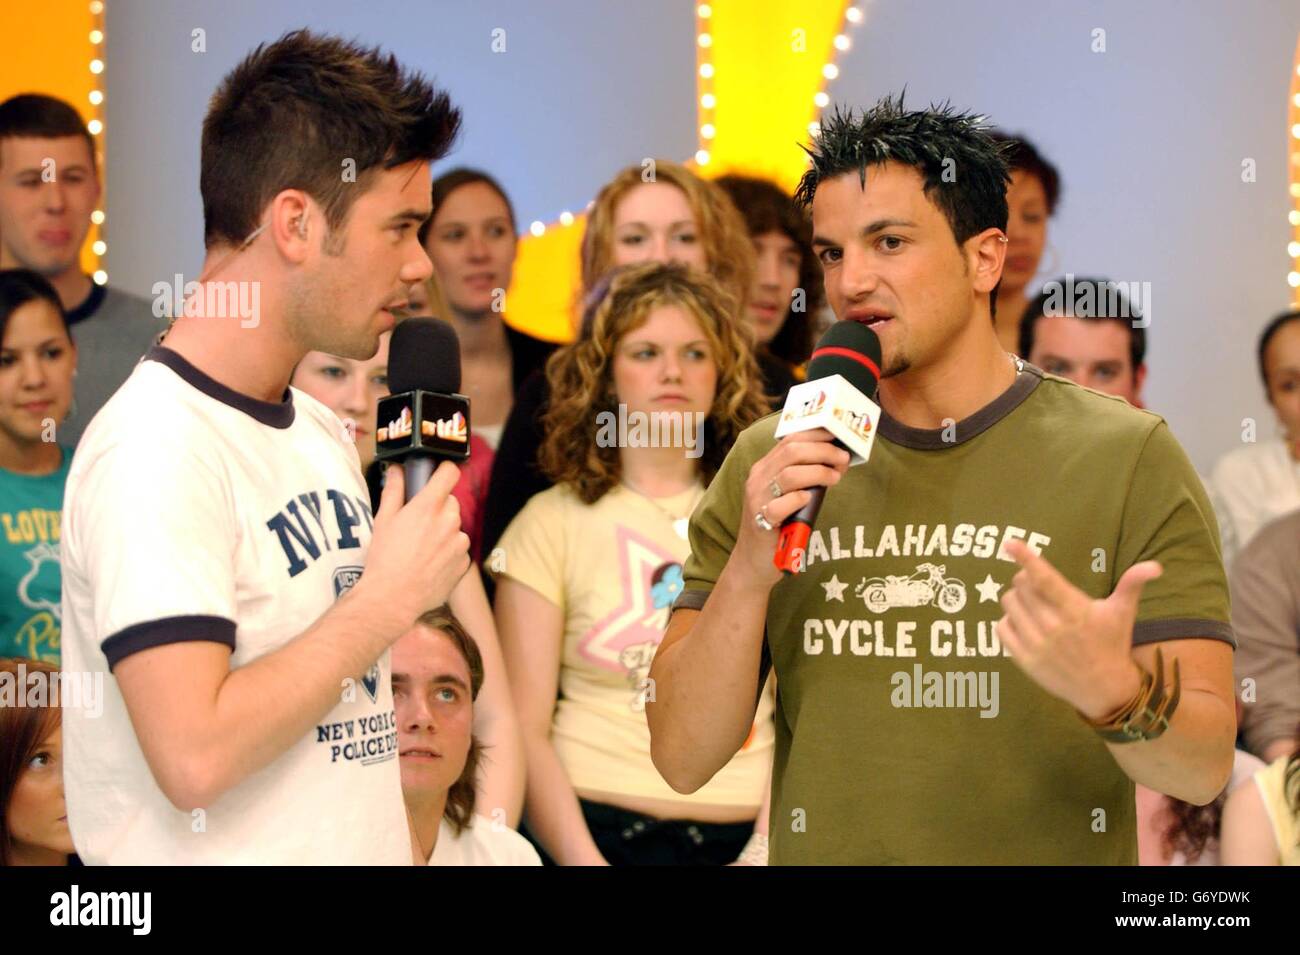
[0,270,78,664]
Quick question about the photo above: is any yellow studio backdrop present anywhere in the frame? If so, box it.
[506,0,850,345]
[0,0,102,276]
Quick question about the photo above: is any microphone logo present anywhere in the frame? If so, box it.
[833,406,874,441]
[378,406,413,441]
[431,410,468,443]
[781,390,826,424]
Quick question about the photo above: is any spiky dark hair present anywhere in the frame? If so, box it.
[201,29,461,249]
[794,93,1011,250]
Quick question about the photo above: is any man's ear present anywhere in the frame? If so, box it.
[269,189,313,263]
[1133,362,1147,407]
[967,227,1007,298]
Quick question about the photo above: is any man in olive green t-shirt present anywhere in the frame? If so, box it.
[646,95,1236,865]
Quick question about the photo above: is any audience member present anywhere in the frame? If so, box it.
[1019,275,1146,406]
[1229,509,1300,762]
[0,270,76,664]
[0,657,75,865]
[394,606,540,865]
[715,173,822,375]
[1221,731,1300,865]
[1208,310,1300,564]
[493,263,772,865]
[481,160,760,577]
[420,168,556,452]
[987,132,1060,353]
[0,94,160,447]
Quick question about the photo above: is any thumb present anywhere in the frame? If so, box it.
[1109,560,1162,613]
[375,463,405,523]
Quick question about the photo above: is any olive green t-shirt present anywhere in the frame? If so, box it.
[672,361,1233,865]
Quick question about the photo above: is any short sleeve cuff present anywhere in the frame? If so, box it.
[102,614,237,671]
[672,588,709,613]
[1131,617,1235,650]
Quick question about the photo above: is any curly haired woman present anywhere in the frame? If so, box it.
[492,263,774,865]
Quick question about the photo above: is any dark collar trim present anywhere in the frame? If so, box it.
[65,280,107,327]
[145,345,295,429]
[878,359,1043,450]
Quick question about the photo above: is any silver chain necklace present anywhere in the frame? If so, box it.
[620,477,704,541]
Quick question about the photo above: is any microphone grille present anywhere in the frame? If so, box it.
[388,317,461,394]
[805,321,882,399]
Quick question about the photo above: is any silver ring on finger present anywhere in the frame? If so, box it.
[768,478,783,500]
[754,506,775,532]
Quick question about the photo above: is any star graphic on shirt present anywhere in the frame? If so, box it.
[822,574,848,602]
[577,525,680,672]
[975,573,1003,603]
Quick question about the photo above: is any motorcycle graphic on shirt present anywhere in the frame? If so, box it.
[855,562,968,614]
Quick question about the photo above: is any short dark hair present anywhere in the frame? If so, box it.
[0,94,95,169]
[419,167,517,246]
[987,131,1061,215]
[795,94,1011,315]
[412,605,484,836]
[1019,276,1146,373]
[0,269,70,344]
[1257,310,1300,396]
[201,29,461,249]
[715,174,822,366]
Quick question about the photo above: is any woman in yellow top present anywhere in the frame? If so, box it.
[493,262,771,865]
[1221,734,1299,865]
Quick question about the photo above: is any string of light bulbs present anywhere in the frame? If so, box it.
[1288,35,1299,299]
[89,0,107,285]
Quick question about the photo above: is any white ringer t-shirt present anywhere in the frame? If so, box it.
[427,815,542,866]
[60,346,410,864]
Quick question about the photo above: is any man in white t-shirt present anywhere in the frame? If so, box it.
[393,606,539,866]
[59,30,471,865]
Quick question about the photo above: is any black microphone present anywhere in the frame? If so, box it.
[773,321,882,574]
[374,317,470,502]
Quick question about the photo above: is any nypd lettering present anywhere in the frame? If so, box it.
[316,709,398,765]
[265,489,373,577]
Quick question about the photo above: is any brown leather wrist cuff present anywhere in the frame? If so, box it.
[1081,646,1182,744]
